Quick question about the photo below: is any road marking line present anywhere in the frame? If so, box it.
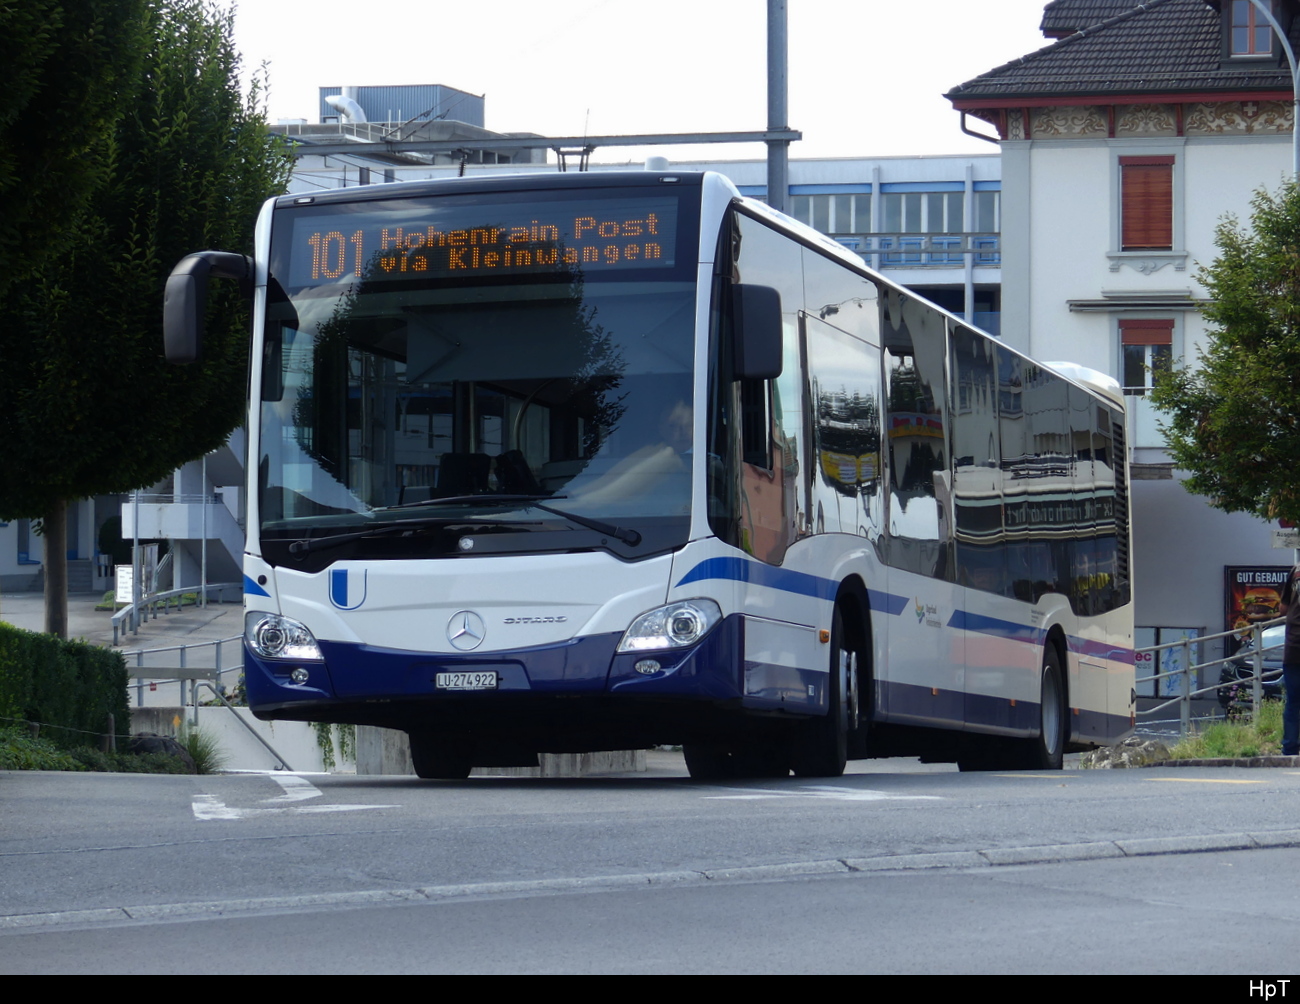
[704,784,942,802]
[192,775,398,820]
[263,774,323,803]
[1144,777,1266,785]
[990,773,1074,780]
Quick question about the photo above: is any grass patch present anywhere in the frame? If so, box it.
[95,591,202,612]
[0,727,84,771]
[1170,699,1283,759]
[181,724,229,774]
[0,726,193,773]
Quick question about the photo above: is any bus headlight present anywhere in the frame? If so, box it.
[618,599,722,653]
[245,612,324,661]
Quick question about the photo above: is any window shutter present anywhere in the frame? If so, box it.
[1120,157,1173,251]
[1120,318,1174,345]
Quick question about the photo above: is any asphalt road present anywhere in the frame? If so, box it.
[3,756,1299,973]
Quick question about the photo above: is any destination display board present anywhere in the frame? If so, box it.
[285,194,680,287]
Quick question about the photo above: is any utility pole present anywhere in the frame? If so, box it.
[766,0,790,212]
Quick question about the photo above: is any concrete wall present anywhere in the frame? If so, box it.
[131,706,351,773]
[1132,475,1283,665]
[355,726,646,778]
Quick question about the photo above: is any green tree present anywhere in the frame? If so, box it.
[1151,182,1300,525]
[0,0,292,636]
[0,0,148,301]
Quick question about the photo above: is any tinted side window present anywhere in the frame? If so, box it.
[882,288,950,580]
[950,325,1005,595]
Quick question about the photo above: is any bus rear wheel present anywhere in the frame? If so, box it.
[408,731,473,780]
[1023,646,1066,770]
[958,646,1066,771]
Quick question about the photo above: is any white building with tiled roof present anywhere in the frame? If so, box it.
[948,0,1298,675]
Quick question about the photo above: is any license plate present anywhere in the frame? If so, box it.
[435,671,498,691]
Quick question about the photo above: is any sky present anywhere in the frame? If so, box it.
[220,0,1055,164]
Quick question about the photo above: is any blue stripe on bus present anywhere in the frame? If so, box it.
[676,558,1133,663]
[946,609,1043,645]
[1069,637,1136,664]
[244,573,270,598]
[675,557,912,614]
[675,557,839,600]
[950,610,1135,664]
[868,590,911,616]
[884,679,1133,744]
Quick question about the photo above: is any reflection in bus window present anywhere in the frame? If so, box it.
[882,288,949,579]
[804,312,883,541]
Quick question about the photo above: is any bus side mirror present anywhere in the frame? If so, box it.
[732,283,783,380]
[164,251,252,364]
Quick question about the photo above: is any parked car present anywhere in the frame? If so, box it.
[1218,624,1285,709]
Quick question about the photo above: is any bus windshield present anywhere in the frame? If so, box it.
[258,185,699,564]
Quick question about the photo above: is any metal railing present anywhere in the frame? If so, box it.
[121,634,292,771]
[1135,617,1283,736]
[828,231,1001,267]
[128,491,224,505]
[111,581,242,645]
[124,635,242,712]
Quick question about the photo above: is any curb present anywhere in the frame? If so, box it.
[1148,756,1300,768]
[5,828,1300,931]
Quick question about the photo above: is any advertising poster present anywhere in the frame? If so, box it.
[1225,565,1290,652]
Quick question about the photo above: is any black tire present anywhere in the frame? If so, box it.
[408,731,473,780]
[683,742,736,781]
[1023,646,1065,770]
[790,606,849,778]
[735,742,791,779]
[683,741,789,780]
[958,646,1065,771]
[956,737,1006,772]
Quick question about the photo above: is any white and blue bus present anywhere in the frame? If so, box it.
[164,170,1134,778]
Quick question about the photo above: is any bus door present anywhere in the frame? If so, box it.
[951,326,1018,731]
[880,291,962,728]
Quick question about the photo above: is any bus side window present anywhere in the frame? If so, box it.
[881,288,950,580]
[804,312,884,540]
[950,324,1005,595]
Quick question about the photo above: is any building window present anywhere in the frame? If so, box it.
[880,191,963,234]
[1120,319,1173,395]
[790,194,871,234]
[1231,0,1273,55]
[974,190,999,233]
[1119,156,1174,251]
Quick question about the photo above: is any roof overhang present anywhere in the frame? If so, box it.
[950,89,1294,110]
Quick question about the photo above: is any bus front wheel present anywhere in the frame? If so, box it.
[790,606,851,778]
[684,741,789,780]
[408,731,473,780]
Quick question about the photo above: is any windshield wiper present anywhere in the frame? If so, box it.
[378,493,553,511]
[376,494,642,546]
[287,516,539,556]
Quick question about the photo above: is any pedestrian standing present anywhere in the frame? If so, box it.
[1281,563,1300,757]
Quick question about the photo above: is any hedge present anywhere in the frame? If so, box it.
[0,623,129,749]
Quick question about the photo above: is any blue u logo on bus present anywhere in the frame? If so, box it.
[329,568,367,610]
